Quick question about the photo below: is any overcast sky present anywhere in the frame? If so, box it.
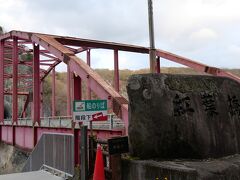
[1,0,240,71]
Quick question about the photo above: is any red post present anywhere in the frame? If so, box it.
[74,128,80,165]
[73,74,82,166]
[12,37,19,146]
[87,49,91,99]
[51,67,56,116]
[114,50,120,92]
[156,56,160,73]
[67,64,72,116]
[22,95,29,118]
[33,44,40,125]
[73,75,82,100]
[12,37,18,125]
[0,40,4,123]
[40,81,43,117]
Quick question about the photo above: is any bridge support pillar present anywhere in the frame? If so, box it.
[114,50,120,92]
[87,49,91,99]
[52,68,56,116]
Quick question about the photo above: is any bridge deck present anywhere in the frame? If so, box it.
[0,170,64,180]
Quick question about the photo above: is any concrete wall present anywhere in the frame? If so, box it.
[122,159,197,180]
[122,154,240,180]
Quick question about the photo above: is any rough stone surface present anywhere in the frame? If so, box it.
[0,142,29,174]
[127,74,240,159]
[122,154,240,180]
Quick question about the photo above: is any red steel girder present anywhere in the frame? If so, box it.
[1,30,240,135]
[40,59,61,81]
[0,40,4,122]
[12,37,18,124]
[20,94,30,118]
[51,67,56,117]
[155,49,240,83]
[4,91,29,95]
[33,44,40,125]
[67,64,72,116]
[3,30,238,82]
[32,34,129,133]
[55,36,149,53]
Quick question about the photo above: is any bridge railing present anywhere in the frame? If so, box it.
[3,114,125,130]
[40,116,73,128]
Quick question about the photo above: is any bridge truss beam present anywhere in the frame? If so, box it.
[0,30,239,149]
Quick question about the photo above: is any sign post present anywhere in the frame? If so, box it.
[73,99,108,174]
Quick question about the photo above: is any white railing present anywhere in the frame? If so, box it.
[40,116,72,128]
[3,114,125,130]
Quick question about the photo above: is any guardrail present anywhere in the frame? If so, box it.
[22,133,74,177]
[41,164,72,179]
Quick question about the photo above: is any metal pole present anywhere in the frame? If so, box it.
[87,49,91,100]
[148,0,156,73]
[80,125,88,180]
[114,50,120,92]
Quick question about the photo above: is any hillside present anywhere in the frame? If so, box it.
[42,68,240,116]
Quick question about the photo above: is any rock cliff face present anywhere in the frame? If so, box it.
[127,74,240,159]
[0,142,28,174]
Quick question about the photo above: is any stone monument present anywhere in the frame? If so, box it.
[124,73,240,180]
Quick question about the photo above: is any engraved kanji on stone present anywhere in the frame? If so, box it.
[228,95,240,117]
[201,92,218,116]
[173,94,194,116]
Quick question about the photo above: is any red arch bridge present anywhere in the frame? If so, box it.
[0,30,240,166]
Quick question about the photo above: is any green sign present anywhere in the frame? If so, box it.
[73,100,107,112]
[73,100,108,122]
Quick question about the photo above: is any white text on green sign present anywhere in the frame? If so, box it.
[73,100,107,112]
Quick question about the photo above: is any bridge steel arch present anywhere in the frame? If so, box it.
[0,30,240,165]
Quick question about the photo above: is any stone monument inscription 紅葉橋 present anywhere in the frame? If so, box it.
[127,74,240,159]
